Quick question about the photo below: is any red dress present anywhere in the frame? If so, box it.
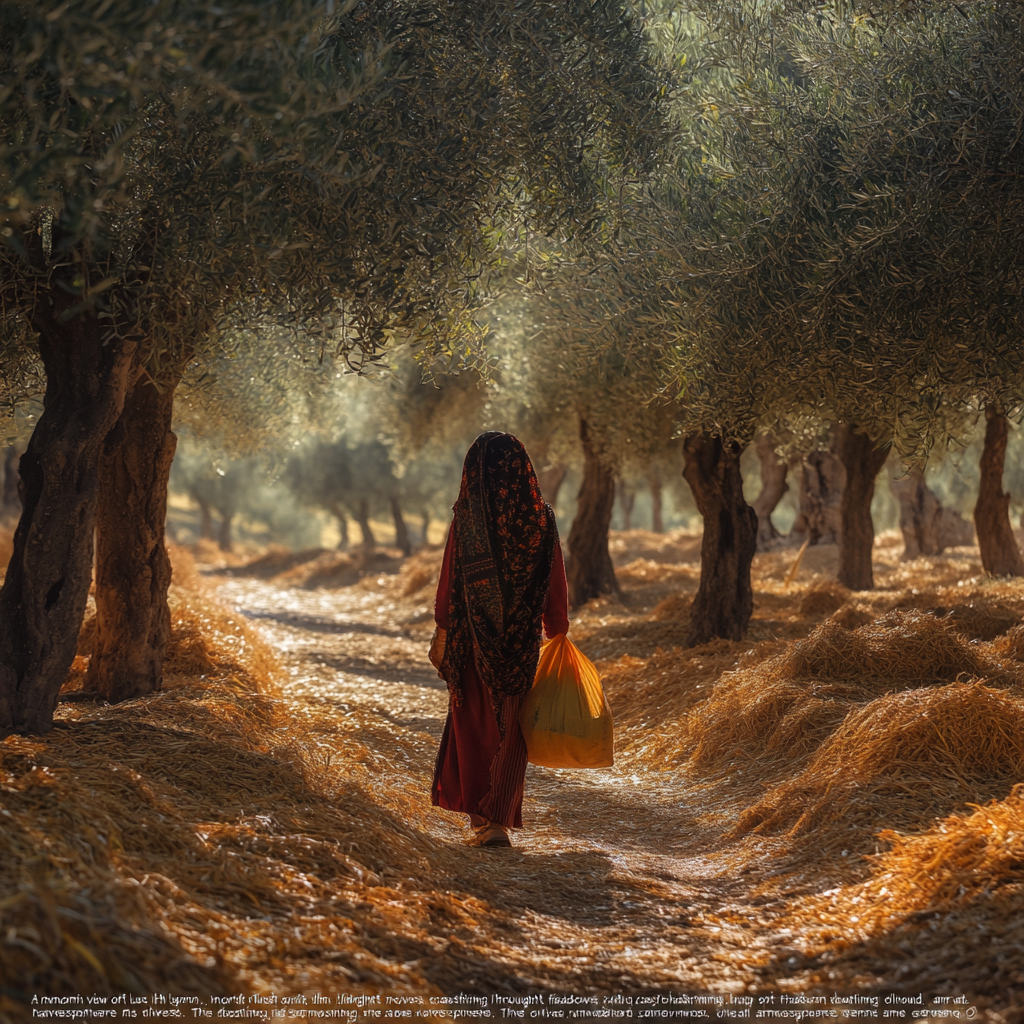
[431,533,569,828]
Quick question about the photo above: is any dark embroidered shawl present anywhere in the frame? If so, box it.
[439,432,557,723]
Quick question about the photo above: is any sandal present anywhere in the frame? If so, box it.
[464,823,511,848]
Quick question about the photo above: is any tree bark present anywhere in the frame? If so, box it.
[329,502,349,549]
[791,448,845,545]
[217,510,236,553]
[566,418,619,608]
[1,445,22,517]
[616,479,636,530]
[752,434,789,549]
[836,426,889,590]
[682,432,758,647]
[390,495,412,556]
[0,303,139,737]
[890,468,973,559]
[975,405,1024,577]
[353,498,376,552]
[536,462,568,509]
[420,510,431,545]
[193,494,215,540]
[86,376,182,702]
[649,472,664,533]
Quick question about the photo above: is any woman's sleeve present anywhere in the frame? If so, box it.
[434,524,455,629]
[543,542,570,639]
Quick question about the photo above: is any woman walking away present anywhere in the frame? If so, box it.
[429,431,569,848]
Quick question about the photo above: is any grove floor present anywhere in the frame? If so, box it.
[2,531,1022,1023]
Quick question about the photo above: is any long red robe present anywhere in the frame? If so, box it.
[431,531,569,828]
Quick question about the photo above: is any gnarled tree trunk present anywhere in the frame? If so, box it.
[217,508,236,553]
[890,469,973,559]
[329,502,349,549]
[791,448,845,545]
[390,495,412,556]
[566,418,619,608]
[196,498,215,540]
[0,303,139,737]
[1,445,22,518]
[86,375,182,702]
[836,426,889,590]
[536,461,567,509]
[353,498,376,552]
[649,472,664,533]
[683,432,758,646]
[752,434,789,549]
[976,405,1024,577]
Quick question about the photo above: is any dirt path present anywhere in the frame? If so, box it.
[212,575,784,998]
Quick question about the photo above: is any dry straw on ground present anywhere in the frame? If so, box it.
[682,612,999,783]
[764,787,1024,1004]
[608,528,702,566]
[4,529,1024,1017]
[1,545,444,1016]
[738,680,1024,841]
[797,581,851,617]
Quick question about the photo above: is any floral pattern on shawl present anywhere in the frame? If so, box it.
[438,432,557,726]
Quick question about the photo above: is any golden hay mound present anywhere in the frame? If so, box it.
[71,602,277,693]
[941,602,1021,641]
[779,788,1024,1000]
[686,670,862,778]
[63,545,279,697]
[652,591,692,621]
[189,537,250,567]
[0,680,439,1007]
[686,613,994,780]
[600,639,755,751]
[167,541,209,593]
[160,590,280,691]
[886,590,1021,640]
[223,544,327,579]
[737,681,1024,841]
[993,622,1024,662]
[828,602,876,630]
[781,611,987,681]
[868,783,1024,909]
[273,548,358,586]
[395,546,444,598]
[273,547,406,588]
[797,581,850,618]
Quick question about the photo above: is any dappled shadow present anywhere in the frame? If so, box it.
[369,706,448,732]
[316,652,445,689]
[241,610,406,637]
[754,883,1024,1010]
[0,799,230,1000]
[575,618,692,660]
[220,547,327,579]
[430,844,697,926]
[31,700,729,997]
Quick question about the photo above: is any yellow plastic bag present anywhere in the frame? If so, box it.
[518,634,614,768]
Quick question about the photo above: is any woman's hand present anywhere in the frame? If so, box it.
[429,627,447,671]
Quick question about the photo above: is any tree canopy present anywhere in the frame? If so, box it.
[0,0,672,735]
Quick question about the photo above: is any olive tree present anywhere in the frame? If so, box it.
[0,0,668,735]
[549,1,1024,645]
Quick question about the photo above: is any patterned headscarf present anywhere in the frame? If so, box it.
[439,432,558,723]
